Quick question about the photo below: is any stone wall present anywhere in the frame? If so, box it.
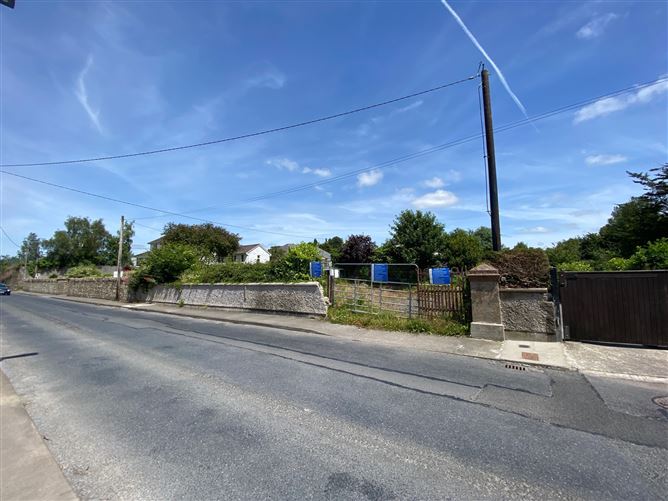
[21,278,131,302]
[145,282,328,316]
[499,288,556,340]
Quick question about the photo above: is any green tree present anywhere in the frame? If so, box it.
[102,221,135,266]
[628,163,668,216]
[43,217,113,268]
[268,245,287,262]
[19,232,42,262]
[162,223,239,262]
[385,210,447,268]
[628,238,668,270]
[270,242,321,280]
[340,234,376,263]
[444,229,484,270]
[470,226,493,256]
[320,236,344,263]
[131,243,199,289]
[546,238,582,265]
[599,198,666,257]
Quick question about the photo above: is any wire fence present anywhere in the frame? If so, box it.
[330,263,468,320]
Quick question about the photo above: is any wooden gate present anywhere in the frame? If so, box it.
[560,271,668,347]
[417,284,467,320]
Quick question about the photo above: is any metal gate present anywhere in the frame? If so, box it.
[560,271,668,347]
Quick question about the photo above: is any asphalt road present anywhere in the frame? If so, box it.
[1,294,666,500]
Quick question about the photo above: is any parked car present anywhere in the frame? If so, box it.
[0,283,11,295]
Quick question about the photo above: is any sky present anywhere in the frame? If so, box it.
[1,0,667,257]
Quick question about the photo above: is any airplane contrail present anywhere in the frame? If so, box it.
[440,0,529,119]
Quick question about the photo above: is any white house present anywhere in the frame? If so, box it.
[234,244,271,264]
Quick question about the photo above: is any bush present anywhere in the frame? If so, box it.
[130,243,199,290]
[66,264,104,278]
[182,262,277,283]
[628,238,668,270]
[49,273,59,279]
[490,248,550,288]
[558,261,593,271]
[603,257,631,271]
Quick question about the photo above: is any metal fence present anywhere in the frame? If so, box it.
[330,263,467,320]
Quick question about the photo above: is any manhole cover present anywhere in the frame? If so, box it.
[652,396,668,409]
[521,352,539,361]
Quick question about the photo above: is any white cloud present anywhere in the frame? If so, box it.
[423,177,445,189]
[267,158,331,178]
[574,77,668,123]
[302,167,331,178]
[411,189,459,208]
[267,158,299,171]
[247,68,286,89]
[518,226,550,234]
[585,154,627,166]
[395,100,423,113]
[74,55,103,133]
[357,169,383,188]
[576,13,618,40]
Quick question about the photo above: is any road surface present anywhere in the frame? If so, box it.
[1,294,666,500]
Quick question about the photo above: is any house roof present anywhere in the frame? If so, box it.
[147,236,164,245]
[235,243,268,255]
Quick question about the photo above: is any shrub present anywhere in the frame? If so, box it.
[130,243,199,290]
[49,273,59,279]
[604,257,631,271]
[628,238,668,270]
[490,248,550,288]
[66,264,104,278]
[558,261,593,271]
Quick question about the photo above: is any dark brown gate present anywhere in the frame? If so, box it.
[560,271,668,347]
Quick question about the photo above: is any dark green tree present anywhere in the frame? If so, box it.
[320,236,344,263]
[385,210,448,268]
[628,163,668,216]
[546,237,582,265]
[599,199,667,257]
[162,223,240,262]
[43,217,113,268]
[340,234,376,263]
[19,232,42,262]
[103,221,135,266]
[444,229,484,270]
[470,226,493,255]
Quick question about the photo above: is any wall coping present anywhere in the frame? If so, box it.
[173,282,322,287]
[500,288,549,293]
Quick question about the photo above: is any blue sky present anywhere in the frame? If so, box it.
[1,1,666,256]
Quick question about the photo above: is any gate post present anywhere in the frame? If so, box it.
[468,263,504,340]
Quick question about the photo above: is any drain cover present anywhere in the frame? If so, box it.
[505,363,526,371]
[652,396,668,409]
[521,352,539,361]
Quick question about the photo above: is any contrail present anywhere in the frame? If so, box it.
[440,0,529,119]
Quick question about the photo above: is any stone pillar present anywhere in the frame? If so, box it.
[468,263,504,340]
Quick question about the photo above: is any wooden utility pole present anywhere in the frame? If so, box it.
[481,67,502,251]
[115,215,124,301]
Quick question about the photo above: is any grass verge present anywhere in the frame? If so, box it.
[327,305,468,336]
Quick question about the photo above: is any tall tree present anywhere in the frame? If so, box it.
[599,198,666,257]
[340,234,376,263]
[320,236,344,263]
[628,163,668,216]
[385,210,447,268]
[162,223,240,262]
[444,229,484,270]
[43,217,113,268]
[19,232,41,262]
[103,220,135,266]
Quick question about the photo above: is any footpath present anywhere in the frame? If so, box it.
[28,292,668,383]
[0,370,78,501]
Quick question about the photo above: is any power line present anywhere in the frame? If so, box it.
[2,76,665,234]
[133,75,668,219]
[0,226,21,248]
[0,75,478,168]
[0,171,312,239]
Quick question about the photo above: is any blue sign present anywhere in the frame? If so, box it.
[309,261,322,278]
[429,267,451,285]
[372,263,389,283]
